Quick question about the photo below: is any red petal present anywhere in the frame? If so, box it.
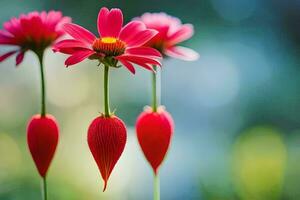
[54,47,88,55]
[125,29,158,48]
[27,114,59,177]
[119,21,145,43]
[126,47,162,58]
[117,54,161,66]
[16,51,25,66]
[97,8,123,38]
[0,50,17,62]
[63,23,96,44]
[97,7,109,37]
[65,50,94,66]
[88,116,127,191]
[165,46,199,61]
[136,108,174,174]
[53,39,90,50]
[167,24,194,45]
[0,30,17,45]
[117,58,136,74]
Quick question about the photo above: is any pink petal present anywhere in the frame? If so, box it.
[16,51,25,66]
[119,21,145,43]
[117,54,161,66]
[0,50,17,62]
[63,23,96,44]
[98,8,123,37]
[3,20,21,37]
[56,16,72,33]
[168,24,194,45]
[53,39,90,51]
[126,47,162,58]
[127,59,154,71]
[97,7,109,37]
[165,46,199,61]
[54,47,87,55]
[20,16,43,43]
[117,58,135,74]
[46,10,63,29]
[0,30,17,45]
[125,29,158,48]
[65,50,95,67]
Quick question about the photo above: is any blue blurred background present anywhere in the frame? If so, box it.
[0,0,300,199]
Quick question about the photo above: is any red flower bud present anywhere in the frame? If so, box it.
[87,115,127,191]
[136,106,174,174]
[27,114,59,177]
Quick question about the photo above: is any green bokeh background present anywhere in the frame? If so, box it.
[0,0,300,199]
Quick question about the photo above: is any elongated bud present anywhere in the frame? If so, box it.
[87,115,127,191]
[136,106,174,174]
[27,114,59,177]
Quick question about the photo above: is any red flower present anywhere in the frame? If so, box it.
[53,7,162,73]
[0,11,71,65]
[135,13,199,61]
[88,115,126,191]
[136,107,174,174]
[27,114,59,177]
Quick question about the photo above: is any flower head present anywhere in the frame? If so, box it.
[88,115,126,191]
[135,12,199,61]
[0,11,71,65]
[136,106,174,174]
[27,114,59,177]
[53,7,162,74]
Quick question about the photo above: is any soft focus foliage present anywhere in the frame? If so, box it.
[0,0,300,200]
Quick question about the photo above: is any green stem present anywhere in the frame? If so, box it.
[104,65,110,117]
[42,177,47,200]
[154,174,160,200]
[37,53,46,117]
[152,65,157,112]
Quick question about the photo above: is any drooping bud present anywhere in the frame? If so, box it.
[27,114,59,177]
[136,106,174,174]
[87,115,127,191]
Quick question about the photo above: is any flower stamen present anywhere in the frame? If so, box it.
[92,37,126,56]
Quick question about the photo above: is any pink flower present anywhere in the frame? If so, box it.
[135,13,199,61]
[53,7,162,74]
[0,11,71,65]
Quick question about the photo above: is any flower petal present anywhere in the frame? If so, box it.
[126,59,154,71]
[0,50,17,62]
[117,54,161,66]
[3,19,21,38]
[53,39,90,51]
[97,7,109,36]
[168,24,194,45]
[126,47,162,58]
[117,58,135,74]
[119,21,145,43]
[165,46,199,61]
[65,50,95,67]
[63,23,96,44]
[125,29,158,48]
[54,47,88,55]
[99,8,123,37]
[16,51,25,66]
[0,30,17,45]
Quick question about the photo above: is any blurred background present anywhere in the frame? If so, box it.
[0,0,300,199]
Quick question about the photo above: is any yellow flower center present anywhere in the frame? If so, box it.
[101,37,117,44]
[92,37,126,56]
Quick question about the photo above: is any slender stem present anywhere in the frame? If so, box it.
[152,65,158,112]
[37,52,46,117]
[154,174,160,200]
[103,65,110,117]
[41,177,47,200]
